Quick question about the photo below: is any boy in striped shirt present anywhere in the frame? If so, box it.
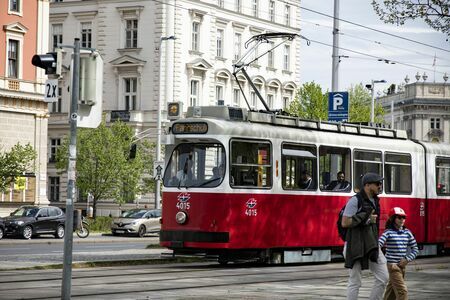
[378,207,419,300]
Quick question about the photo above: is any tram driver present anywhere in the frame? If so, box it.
[172,154,195,186]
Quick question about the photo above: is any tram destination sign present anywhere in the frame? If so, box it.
[172,122,208,134]
[328,92,349,122]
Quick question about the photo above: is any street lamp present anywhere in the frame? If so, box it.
[156,35,175,209]
[366,79,386,123]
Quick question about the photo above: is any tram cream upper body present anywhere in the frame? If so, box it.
[164,107,450,199]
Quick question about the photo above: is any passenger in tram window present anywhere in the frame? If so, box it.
[326,171,351,192]
[379,207,418,300]
[299,171,313,189]
[342,172,388,300]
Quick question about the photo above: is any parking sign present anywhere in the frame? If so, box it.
[328,92,349,122]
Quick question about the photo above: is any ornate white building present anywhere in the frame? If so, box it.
[48,0,302,210]
[379,74,450,143]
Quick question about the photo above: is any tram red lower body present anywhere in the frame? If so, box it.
[160,192,449,251]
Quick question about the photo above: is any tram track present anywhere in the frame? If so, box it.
[0,257,448,299]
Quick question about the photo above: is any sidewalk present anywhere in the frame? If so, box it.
[0,232,160,245]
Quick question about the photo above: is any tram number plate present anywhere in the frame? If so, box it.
[176,202,190,210]
[245,209,257,216]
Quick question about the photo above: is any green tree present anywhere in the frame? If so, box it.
[56,121,155,218]
[0,143,37,192]
[372,0,450,36]
[348,83,385,123]
[286,82,328,120]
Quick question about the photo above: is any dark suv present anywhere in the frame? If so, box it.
[0,217,4,240]
[4,206,65,239]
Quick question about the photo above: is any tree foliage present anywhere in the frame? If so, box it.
[286,82,385,123]
[286,82,328,120]
[0,143,37,192]
[371,0,450,36]
[348,83,385,123]
[55,121,155,218]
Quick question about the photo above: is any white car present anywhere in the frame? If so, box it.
[111,209,161,237]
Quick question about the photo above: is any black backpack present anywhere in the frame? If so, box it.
[337,194,363,241]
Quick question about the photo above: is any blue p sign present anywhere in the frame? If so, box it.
[328,92,349,122]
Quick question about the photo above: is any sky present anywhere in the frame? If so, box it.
[298,0,450,95]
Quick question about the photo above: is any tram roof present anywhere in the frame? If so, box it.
[182,106,408,140]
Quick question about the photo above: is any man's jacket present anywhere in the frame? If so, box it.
[344,190,380,269]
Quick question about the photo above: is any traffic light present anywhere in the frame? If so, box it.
[31,48,63,76]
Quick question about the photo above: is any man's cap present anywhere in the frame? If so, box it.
[361,172,384,185]
[390,207,407,217]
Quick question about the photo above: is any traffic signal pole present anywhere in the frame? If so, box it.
[61,38,80,300]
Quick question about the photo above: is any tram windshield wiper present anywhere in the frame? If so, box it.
[194,177,222,188]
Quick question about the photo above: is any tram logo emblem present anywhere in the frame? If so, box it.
[246,198,257,209]
[177,193,191,202]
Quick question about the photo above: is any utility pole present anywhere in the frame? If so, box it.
[331,0,340,92]
[61,38,80,300]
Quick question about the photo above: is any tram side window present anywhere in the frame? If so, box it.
[353,150,382,192]
[436,157,450,195]
[319,146,351,191]
[230,140,272,188]
[281,144,317,190]
[384,153,412,194]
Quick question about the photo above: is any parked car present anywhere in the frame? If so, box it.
[0,217,4,240]
[4,206,65,239]
[111,209,161,237]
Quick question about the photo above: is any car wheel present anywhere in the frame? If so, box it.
[138,225,146,238]
[22,225,32,239]
[55,225,65,239]
[0,227,4,240]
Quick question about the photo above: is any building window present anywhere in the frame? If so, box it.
[9,0,20,12]
[217,0,224,8]
[216,85,224,105]
[235,0,242,12]
[283,45,290,71]
[81,22,92,48]
[7,39,19,78]
[51,87,62,113]
[50,138,61,163]
[190,80,199,106]
[250,91,257,108]
[267,94,274,109]
[52,24,63,50]
[431,118,441,129]
[233,88,240,106]
[283,96,290,109]
[252,0,259,17]
[269,1,275,22]
[216,29,224,58]
[268,41,275,68]
[192,22,200,51]
[285,5,291,26]
[124,78,137,110]
[234,32,242,61]
[49,177,60,202]
[125,19,138,48]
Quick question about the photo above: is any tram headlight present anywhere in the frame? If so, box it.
[175,211,187,224]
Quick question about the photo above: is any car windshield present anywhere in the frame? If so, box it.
[11,207,39,217]
[163,143,226,188]
[120,209,148,218]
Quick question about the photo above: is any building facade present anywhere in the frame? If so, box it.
[0,0,50,215]
[48,0,302,213]
[379,76,450,143]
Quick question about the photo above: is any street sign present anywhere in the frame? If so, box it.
[44,79,58,102]
[328,92,349,122]
[153,160,165,179]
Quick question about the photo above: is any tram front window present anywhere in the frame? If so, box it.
[163,143,226,188]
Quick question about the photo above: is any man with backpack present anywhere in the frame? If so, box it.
[341,172,389,300]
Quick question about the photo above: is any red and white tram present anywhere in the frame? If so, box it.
[160,106,450,264]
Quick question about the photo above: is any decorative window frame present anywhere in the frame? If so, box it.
[116,6,144,52]
[8,0,22,16]
[4,23,27,79]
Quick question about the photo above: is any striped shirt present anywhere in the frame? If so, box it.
[379,228,419,263]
